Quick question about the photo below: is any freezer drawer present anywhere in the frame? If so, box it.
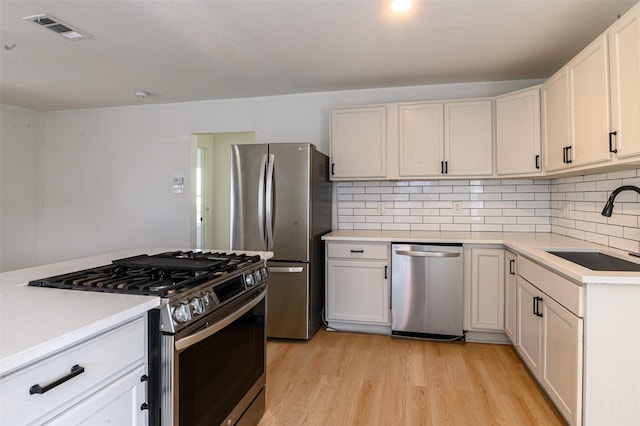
[266,262,315,339]
[391,244,464,339]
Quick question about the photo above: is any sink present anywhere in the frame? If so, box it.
[546,250,640,272]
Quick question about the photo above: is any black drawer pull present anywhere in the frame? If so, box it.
[350,249,364,253]
[30,364,85,395]
[535,154,540,170]
[509,259,515,275]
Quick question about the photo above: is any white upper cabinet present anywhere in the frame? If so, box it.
[542,68,571,172]
[445,100,494,176]
[330,106,386,180]
[398,103,444,176]
[398,100,493,178]
[608,3,640,161]
[568,34,612,167]
[496,87,542,176]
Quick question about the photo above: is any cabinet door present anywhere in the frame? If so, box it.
[540,296,583,426]
[569,34,612,167]
[330,106,386,179]
[326,260,390,325]
[542,68,571,172]
[609,4,640,160]
[504,251,517,345]
[469,248,505,331]
[398,103,444,177]
[516,277,542,377]
[496,88,542,175]
[444,100,493,176]
[45,365,147,425]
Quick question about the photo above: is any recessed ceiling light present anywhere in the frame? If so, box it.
[389,0,413,13]
[22,13,92,41]
[135,90,150,98]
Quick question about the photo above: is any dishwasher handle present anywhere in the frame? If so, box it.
[394,250,460,258]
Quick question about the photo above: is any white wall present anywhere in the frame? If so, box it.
[1,79,540,268]
[1,105,39,271]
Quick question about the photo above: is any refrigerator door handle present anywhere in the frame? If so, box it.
[269,266,304,273]
[265,153,276,250]
[258,154,268,249]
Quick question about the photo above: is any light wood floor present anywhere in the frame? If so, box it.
[258,328,564,426]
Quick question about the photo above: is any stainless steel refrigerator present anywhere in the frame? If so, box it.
[230,143,332,339]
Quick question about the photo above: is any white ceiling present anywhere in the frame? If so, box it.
[1,0,637,111]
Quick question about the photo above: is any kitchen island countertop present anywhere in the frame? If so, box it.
[322,230,640,285]
[0,248,272,377]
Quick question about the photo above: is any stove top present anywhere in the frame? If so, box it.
[28,251,264,298]
[28,251,269,333]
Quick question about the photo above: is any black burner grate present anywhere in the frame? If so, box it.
[28,251,262,297]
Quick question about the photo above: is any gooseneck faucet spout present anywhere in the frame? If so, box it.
[601,185,640,217]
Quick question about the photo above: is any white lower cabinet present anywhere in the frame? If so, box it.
[517,267,583,426]
[325,241,390,333]
[45,364,147,425]
[504,251,517,345]
[466,247,505,332]
[1,316,148,425]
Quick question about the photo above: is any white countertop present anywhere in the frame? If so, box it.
[0,248,272,377]
[323,231,640,285]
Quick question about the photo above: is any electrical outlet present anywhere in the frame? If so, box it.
[453,202,462,215]
[377,202,385,214]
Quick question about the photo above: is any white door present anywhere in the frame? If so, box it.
[542,68,571,172]
[516,277,542,377]
[569,34,612,167]
[398,103,444,177]
[444,100,493,176]
[609,5,640,160]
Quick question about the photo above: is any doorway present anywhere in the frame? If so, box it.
[191,132,255,250]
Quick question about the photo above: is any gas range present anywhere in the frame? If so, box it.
[28,250,269,333]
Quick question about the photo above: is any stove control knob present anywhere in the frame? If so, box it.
[254,270,262,283]
[261,267,270,279]
[190,297,205,315]
[173,303,192,323]
[201,292,214,309]
[245,273,255,287]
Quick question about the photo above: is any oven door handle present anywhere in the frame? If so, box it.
[174,290,266,352]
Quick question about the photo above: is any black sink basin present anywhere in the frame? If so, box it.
[546,251,640,272]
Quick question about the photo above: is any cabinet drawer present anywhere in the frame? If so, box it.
[1,317,146,425]
[518,257,584,317]
[327,242,389,260]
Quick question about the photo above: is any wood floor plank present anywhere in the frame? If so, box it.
[258,328,564,426]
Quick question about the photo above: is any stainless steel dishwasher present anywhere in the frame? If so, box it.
[391,243,464,340]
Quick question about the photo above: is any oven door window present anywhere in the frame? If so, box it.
[176,297,265,425]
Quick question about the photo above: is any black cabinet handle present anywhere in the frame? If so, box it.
[140,375,149,382]
[566,146,572,164]
[384,265,388,279]
[350,249,364,253]
[441,161,444,174]
[30,364,85,395]
[532,296,537,316]
[609,131,618,153]
[536,297,544,317]
[509,259,515,275]
[331,163,335,175]
[535,155,540,170]
[562,147,566,164]
[141,403,149,411]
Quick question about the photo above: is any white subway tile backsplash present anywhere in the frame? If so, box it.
[337,168,639,244]
[550,167,640,252]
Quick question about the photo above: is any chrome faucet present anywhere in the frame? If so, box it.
[601,185,640,217]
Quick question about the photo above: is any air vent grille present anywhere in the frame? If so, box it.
[23,14,92,40]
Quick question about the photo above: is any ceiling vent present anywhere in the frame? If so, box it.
[23,14,92,41]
